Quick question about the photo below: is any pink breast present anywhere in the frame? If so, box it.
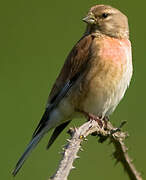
[99,37,131,65]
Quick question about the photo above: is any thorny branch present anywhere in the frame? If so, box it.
[49,120,143,180]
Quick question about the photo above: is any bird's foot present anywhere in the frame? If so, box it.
[102,116,109,130]
[87,113,103,128]
[76,109,104,128]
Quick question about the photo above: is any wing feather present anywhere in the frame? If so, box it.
[48,34,94,104]
[32,34,94,138]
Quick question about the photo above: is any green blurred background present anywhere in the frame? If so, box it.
[0,0,145,179]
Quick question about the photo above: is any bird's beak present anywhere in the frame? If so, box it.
[82,14,96,24]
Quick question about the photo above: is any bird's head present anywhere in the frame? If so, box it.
[83,5,129,39]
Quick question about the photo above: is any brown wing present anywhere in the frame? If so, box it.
[48,34,94,104]
[32,34,94,138]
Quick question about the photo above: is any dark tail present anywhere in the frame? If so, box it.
[46,121,71,149]
[12,129,45,176]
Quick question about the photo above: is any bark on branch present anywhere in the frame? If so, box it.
[49,120,143,180]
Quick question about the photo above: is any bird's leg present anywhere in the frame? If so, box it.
[77,109,103,128]
[87,113,103,128]
[102,116,109,130]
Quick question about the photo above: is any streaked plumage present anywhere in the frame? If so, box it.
[12,4,133,176]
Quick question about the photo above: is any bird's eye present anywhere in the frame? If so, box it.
[101,13,109,18]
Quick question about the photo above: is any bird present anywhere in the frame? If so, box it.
[12,4,133,176]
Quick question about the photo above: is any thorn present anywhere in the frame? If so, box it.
[67,139,71,142]
[75,155,80,159]
[80,147,84,152]
[110,121,127,135]
[72,166,76,169]
[129,157,135,162]
[74,127,78,132]
[119,121,127,128]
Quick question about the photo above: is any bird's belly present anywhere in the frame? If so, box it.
[81,78,125,117]
[77,59,132,117]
